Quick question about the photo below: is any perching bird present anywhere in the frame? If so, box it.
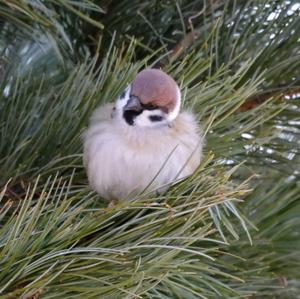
[83,68,204,203]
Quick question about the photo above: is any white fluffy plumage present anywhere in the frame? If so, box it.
[83,69,204,201]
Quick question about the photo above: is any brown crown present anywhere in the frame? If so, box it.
[130,69,179,112]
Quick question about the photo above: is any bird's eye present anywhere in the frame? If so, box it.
[143,103,157,110]
[149,115,163,122]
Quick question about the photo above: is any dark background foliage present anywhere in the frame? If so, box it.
[0,0,299,298]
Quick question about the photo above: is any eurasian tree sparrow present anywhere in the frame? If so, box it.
[83,69,204,202]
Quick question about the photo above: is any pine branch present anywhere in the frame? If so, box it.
[1,0,300,298]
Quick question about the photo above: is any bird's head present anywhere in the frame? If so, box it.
[114,69,181,128]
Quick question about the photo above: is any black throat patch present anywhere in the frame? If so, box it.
[123,110,143,125]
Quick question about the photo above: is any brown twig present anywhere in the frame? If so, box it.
[170,31,196,61]
[237,87,300,112]
[188,4,207,32]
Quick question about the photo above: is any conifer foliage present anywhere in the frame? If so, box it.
[0,1,300,298]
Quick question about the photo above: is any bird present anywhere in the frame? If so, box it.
[83,68,204,204]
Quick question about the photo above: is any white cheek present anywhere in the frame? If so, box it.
[166,86,181,122]
[115,85,131,111]
[135,110,168,127]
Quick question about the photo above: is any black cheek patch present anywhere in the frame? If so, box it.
[149,115,163,122]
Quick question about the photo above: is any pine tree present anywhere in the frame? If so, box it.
[0,1,299,298]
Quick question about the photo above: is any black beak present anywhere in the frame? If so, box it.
[123,96,143,112]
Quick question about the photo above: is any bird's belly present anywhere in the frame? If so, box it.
[84,132,196,200]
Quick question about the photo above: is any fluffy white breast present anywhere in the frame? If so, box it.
[83,103,203,200]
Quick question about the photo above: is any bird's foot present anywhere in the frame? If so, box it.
[108,199,118,208]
